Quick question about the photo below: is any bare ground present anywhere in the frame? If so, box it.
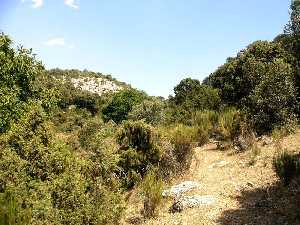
[122,130,300,225]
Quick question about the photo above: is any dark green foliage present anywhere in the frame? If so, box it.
[117,121,162,188]
[273,152,300,185]
[285,0,300,35]
[171,78,221,111]
[246,59,298,133]
[102,89,147,124]
[280,0,300,101]
[206,40,299,133]
[208,41,292,106]
[167,78,221,125]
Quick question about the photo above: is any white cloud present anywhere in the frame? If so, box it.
[64,0,79,9]
[21,0,43,8]
[44,38,66,47]
[44,37,75,49]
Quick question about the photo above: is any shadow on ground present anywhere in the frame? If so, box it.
[217,180,300,225]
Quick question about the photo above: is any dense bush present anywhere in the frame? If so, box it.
[205,39,299,133]
[208,41,292,106]
[0,34,43,133]
[0,190,32,225]
[102,89,147,124]
[166,125,198,170]
[245,59,298,133]
[0,34,124,225]
[0,103,124,224]
[117,121,162,188]
[170,78,221,114]
[128,98,166,125]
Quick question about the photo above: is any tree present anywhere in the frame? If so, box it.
[281,0,300,99]
[246,59,298,133]
[208,41,292,106]
[102,89,147,123]
[285,0,300,35]
[171,78,221,111]
[0,34,43,132]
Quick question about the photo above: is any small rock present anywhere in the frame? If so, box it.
[170,195,216,213]
[162,181,200,197]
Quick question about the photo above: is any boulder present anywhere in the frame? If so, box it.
[162,181,200,198]
[170,195,216,213]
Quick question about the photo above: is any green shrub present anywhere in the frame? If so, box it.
[102,89,147,124]
[246,59,298,134]
[117,121,162,188]
[0,190,31,225]
[167,124,197,170]
[217,108,240,140]
[171,78,221,111]
[128,98,166,125]
[191,110,219,131]
[273,151,300,185]
[141,169,163,218]
[0,34,43,133]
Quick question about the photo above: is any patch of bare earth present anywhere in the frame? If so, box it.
[121,130,300,225]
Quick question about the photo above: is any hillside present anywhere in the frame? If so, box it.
[48,68,128,96]
[122,130,300,225]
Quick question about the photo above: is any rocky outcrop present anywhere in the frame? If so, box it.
[71,77,122,96]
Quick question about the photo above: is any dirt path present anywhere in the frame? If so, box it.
[123,130,300,225]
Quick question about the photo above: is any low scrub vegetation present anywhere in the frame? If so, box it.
[141,169,163,218]
[1,1,300,223]
[273,152,300,185]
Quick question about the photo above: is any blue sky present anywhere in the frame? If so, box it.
[0,0,291,97]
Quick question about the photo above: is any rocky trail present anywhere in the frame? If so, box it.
[122,130,300,225]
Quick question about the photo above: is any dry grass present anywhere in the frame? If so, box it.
[121,130,300,225]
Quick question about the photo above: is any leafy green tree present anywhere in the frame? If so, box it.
[281,0,300,99]
[285,0,300,35]
[102,89,147,123]
[208,41,292,106]
[171,78,221,110]
[246,59,298,133]
[0,34,43,132]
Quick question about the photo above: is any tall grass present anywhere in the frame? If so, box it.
[0,191,31,225]
[141,169,163,218]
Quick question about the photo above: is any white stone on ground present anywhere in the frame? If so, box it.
[171,195,216,212]
[162,181,200,197]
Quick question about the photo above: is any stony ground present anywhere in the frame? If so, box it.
[122,130,300,225]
